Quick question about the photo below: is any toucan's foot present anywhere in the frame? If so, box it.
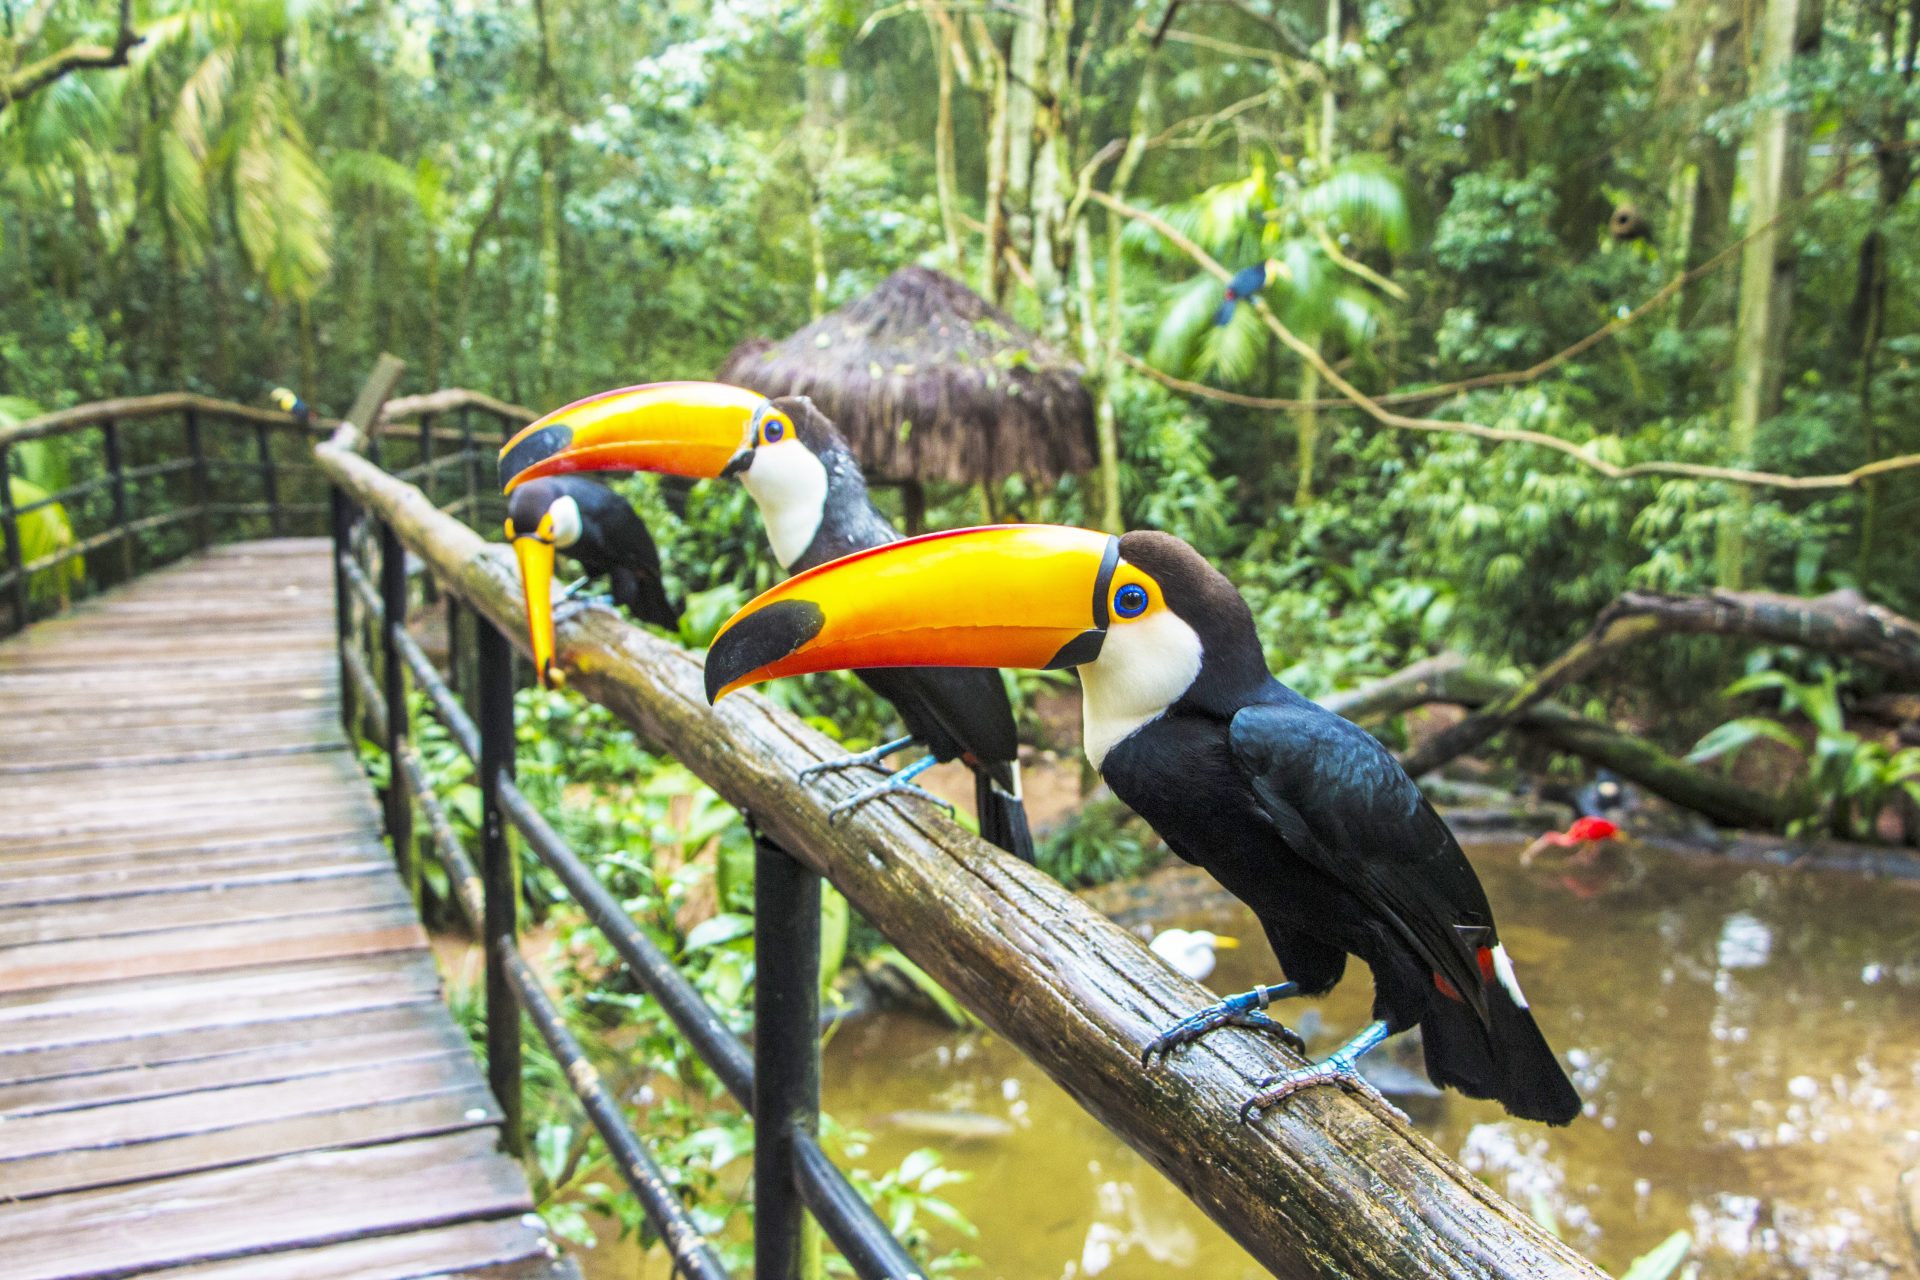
[1141,983,1304,1068]
[560,576,592,601]
[798,735,917,783]
[824,755,954,822]
[554,594,615,622]
[1237,1019,1391,1122]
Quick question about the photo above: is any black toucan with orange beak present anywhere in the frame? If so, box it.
[698,525,1581,1125]
[497,383,1034,863]
[504,475,677,688]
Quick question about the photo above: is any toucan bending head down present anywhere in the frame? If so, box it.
[700,525,1581,1125]
[497,383,1035,862]
[503,475,678,688]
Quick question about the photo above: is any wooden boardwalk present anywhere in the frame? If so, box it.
[0,542,575,1280]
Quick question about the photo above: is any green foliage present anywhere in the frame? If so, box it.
[6,477,85,605]
[1035,794,1164,891]
[1689,668,1920,840]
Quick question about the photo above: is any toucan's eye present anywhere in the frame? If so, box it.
[1114,583,1149,618]
[763,417,786,444]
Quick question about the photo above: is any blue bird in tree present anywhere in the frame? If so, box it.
[1214,259,1285,325]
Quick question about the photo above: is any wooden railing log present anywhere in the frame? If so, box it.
[315,430,1604,1280]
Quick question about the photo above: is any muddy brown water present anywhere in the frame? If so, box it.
[571,838,1920,1279]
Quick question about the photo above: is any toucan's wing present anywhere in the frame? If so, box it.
[1228,699,1495,1025]
[855,665,1019,766]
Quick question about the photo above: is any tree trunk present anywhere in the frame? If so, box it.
[1398,586,1920,780]
[925,10,963,271]
[1295,355,1321,507]
[1720,0,1822,588]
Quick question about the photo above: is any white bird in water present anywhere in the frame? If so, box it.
[1149,929,1239,983]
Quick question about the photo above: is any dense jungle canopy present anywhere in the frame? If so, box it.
[4,0,1919,826]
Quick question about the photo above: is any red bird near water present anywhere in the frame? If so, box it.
[1521,816,1622,867]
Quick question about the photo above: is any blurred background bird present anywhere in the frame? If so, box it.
[1213,259,1285,325]
[268,386,310,428]
[1148,929,1240,983]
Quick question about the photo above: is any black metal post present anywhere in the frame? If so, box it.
[101,419,135,582]
[379,521,417,902]
[754,833,821,1280]
[460,408,476,517]
[183,410,209,550]
[329,487,359,740]
[477,617,524,1156]
[255,420,284,536]
[0,443,26,635]
[418,413,435,504]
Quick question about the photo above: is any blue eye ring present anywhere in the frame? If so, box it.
[1113,583,1149,618]
[763,417,785,443]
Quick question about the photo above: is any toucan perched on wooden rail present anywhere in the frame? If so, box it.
[496,382,1034,863]
[699,524,1582,1125]
[504,475,678,688]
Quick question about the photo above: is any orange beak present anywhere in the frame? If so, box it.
[703,525,1119,702]
[499,382,765,491]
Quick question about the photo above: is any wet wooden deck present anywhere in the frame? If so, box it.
[0,541,575,1280]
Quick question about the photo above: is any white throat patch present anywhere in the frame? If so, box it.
[548,495,583,548]
[1078,609,1204,772]
[739,441,828,570]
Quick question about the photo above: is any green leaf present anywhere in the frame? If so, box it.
[1686,717,1804,764]
[683,912,754,951]
[1619,1230,1691,1280]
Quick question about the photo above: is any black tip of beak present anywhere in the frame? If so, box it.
[719,449,752,479]
[703,598,825,703]
[500,422,574,490]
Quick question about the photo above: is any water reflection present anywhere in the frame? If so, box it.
[577,839,1920,1279]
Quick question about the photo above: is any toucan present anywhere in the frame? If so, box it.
[1214,260,1284,325]
[698,525,1582,1125]
[269,387,311,427]
[504,475,678,688]
[495,382,1035,862]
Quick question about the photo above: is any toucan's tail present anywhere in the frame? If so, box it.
[1212,297,1238,326]
[973,760,1034,864]
[613,568,682,632]
[1420,961,1581,1126]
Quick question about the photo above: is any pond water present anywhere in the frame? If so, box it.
[577,838,1920,1279]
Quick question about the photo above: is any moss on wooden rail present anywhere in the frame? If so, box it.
[315,429,1606,1280]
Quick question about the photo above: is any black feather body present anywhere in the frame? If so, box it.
[1098,533,1579,1123]
[509,476,679,629]
[776,398,1034,862]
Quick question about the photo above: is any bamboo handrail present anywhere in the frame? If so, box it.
[315,421,1604,1280]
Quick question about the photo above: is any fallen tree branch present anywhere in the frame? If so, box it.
[1326,656,1799,830]
[1399,588,1920,779]
[316,430,1604,1280]
[1091,188,1920,492]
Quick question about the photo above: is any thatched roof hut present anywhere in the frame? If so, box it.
[716,267,1096,487]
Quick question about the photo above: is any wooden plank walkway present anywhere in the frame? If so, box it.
[0,541,576,1280]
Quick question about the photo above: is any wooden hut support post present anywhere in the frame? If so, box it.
[315,431,1605,1280]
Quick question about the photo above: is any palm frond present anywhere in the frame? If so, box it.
[173,46,237,164]
[232,81,332,301]
[1299,160,1411,253]
[1146,273,1225,375]
[327,147,422,207]
[1195,304,1265,385]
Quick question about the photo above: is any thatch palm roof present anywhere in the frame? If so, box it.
[716,267,1096,485]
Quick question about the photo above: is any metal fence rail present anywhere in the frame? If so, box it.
[0,387,531,636]
[330,481,928,1279]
